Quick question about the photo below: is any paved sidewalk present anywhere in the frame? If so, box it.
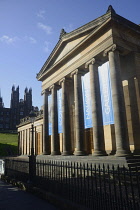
[0,179,59,210]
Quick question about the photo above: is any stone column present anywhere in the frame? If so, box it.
[128,77,140,154]
[105,45,131,156]
[85,58,107,156]
[59,78,72,155]
[29,128,31,155]
[22,130,24,155]
[42,89,50,155]
[71,69,86,155]
[49,84,61,155]
[18,132,20,155]
[28,128,30,155]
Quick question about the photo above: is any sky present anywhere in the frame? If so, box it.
[0,0,140,109]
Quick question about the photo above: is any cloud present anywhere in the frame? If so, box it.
[37,10,46,19]
[0,35,18,44]
[0,35,37,46]
[24,36,37,44]
[29,37,37,44]
[37,22,52,34]
[44,41,51,53]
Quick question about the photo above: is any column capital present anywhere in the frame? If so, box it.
[103,44,124,57]
[49,84,60,91]
[70,69,85,78]
[103,44,116,57]
[85,58,101,68]
[59,77,72,86]
[41,89,50,95]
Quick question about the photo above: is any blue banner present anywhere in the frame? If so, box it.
[82,72,92,128]
[98,62,114,125]
[57,88,62,133]
[48,94,52,135]
[82,61,114,127]
[48,61,114,134]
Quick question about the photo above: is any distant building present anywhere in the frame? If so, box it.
[0,85,33,131]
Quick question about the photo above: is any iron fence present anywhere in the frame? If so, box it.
[4,158,140,209]
[5,158,29,182]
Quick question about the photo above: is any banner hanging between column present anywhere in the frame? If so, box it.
[57,88,62,133]
[82,61,114,128]
[98,61,114,125]
[48,94,52,135]
[82,73,92,128]
[48,62,114,134]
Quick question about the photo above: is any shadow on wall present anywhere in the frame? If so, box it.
[0,143,18,157]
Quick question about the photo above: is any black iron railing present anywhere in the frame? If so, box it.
[4,158,140,209]
[5,158,29,182]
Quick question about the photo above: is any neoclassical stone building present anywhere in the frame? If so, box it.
[18,6,140,157]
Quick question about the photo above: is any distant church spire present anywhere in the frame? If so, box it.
[0,89,4,108]
[12,85,15,91]
[29,88,32,93]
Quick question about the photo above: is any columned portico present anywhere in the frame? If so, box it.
[42,89,50,155]
[16,6,140,158]
[71,69,86,155]
[105,45,131,156]
[85,59,107,156]
[49,84,61,155]
[59,78,72,155]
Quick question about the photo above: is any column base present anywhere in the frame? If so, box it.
[115,150,132,157]
[92,150,108,156]
[62,151,73,156]
[109,150,116,155]
[74,151,87,156]
[51,151,61,156]
[42,152,51,155]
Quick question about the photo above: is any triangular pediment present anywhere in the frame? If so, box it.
[37,10,113,80]
[54,34,88,64]
[37,5,140,81]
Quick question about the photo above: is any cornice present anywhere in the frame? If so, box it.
[111,14,140,34]
[62,12,111,42]
[37,18,112,82]
[36,12,112,81]
[37,6,140,82]
[17,112,43,128]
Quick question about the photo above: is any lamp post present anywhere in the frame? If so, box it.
[29,110,36,183]
[29,110,36,156]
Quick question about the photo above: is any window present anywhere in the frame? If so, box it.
[6,117,9,122]
[6,124,9,128]
[0,117,3,121]
[0,124,3,128]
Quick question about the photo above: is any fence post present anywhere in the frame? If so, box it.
[29,154,36,183]
[4,159,7,176]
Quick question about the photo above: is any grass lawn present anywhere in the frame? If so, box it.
[0,133,18,157]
